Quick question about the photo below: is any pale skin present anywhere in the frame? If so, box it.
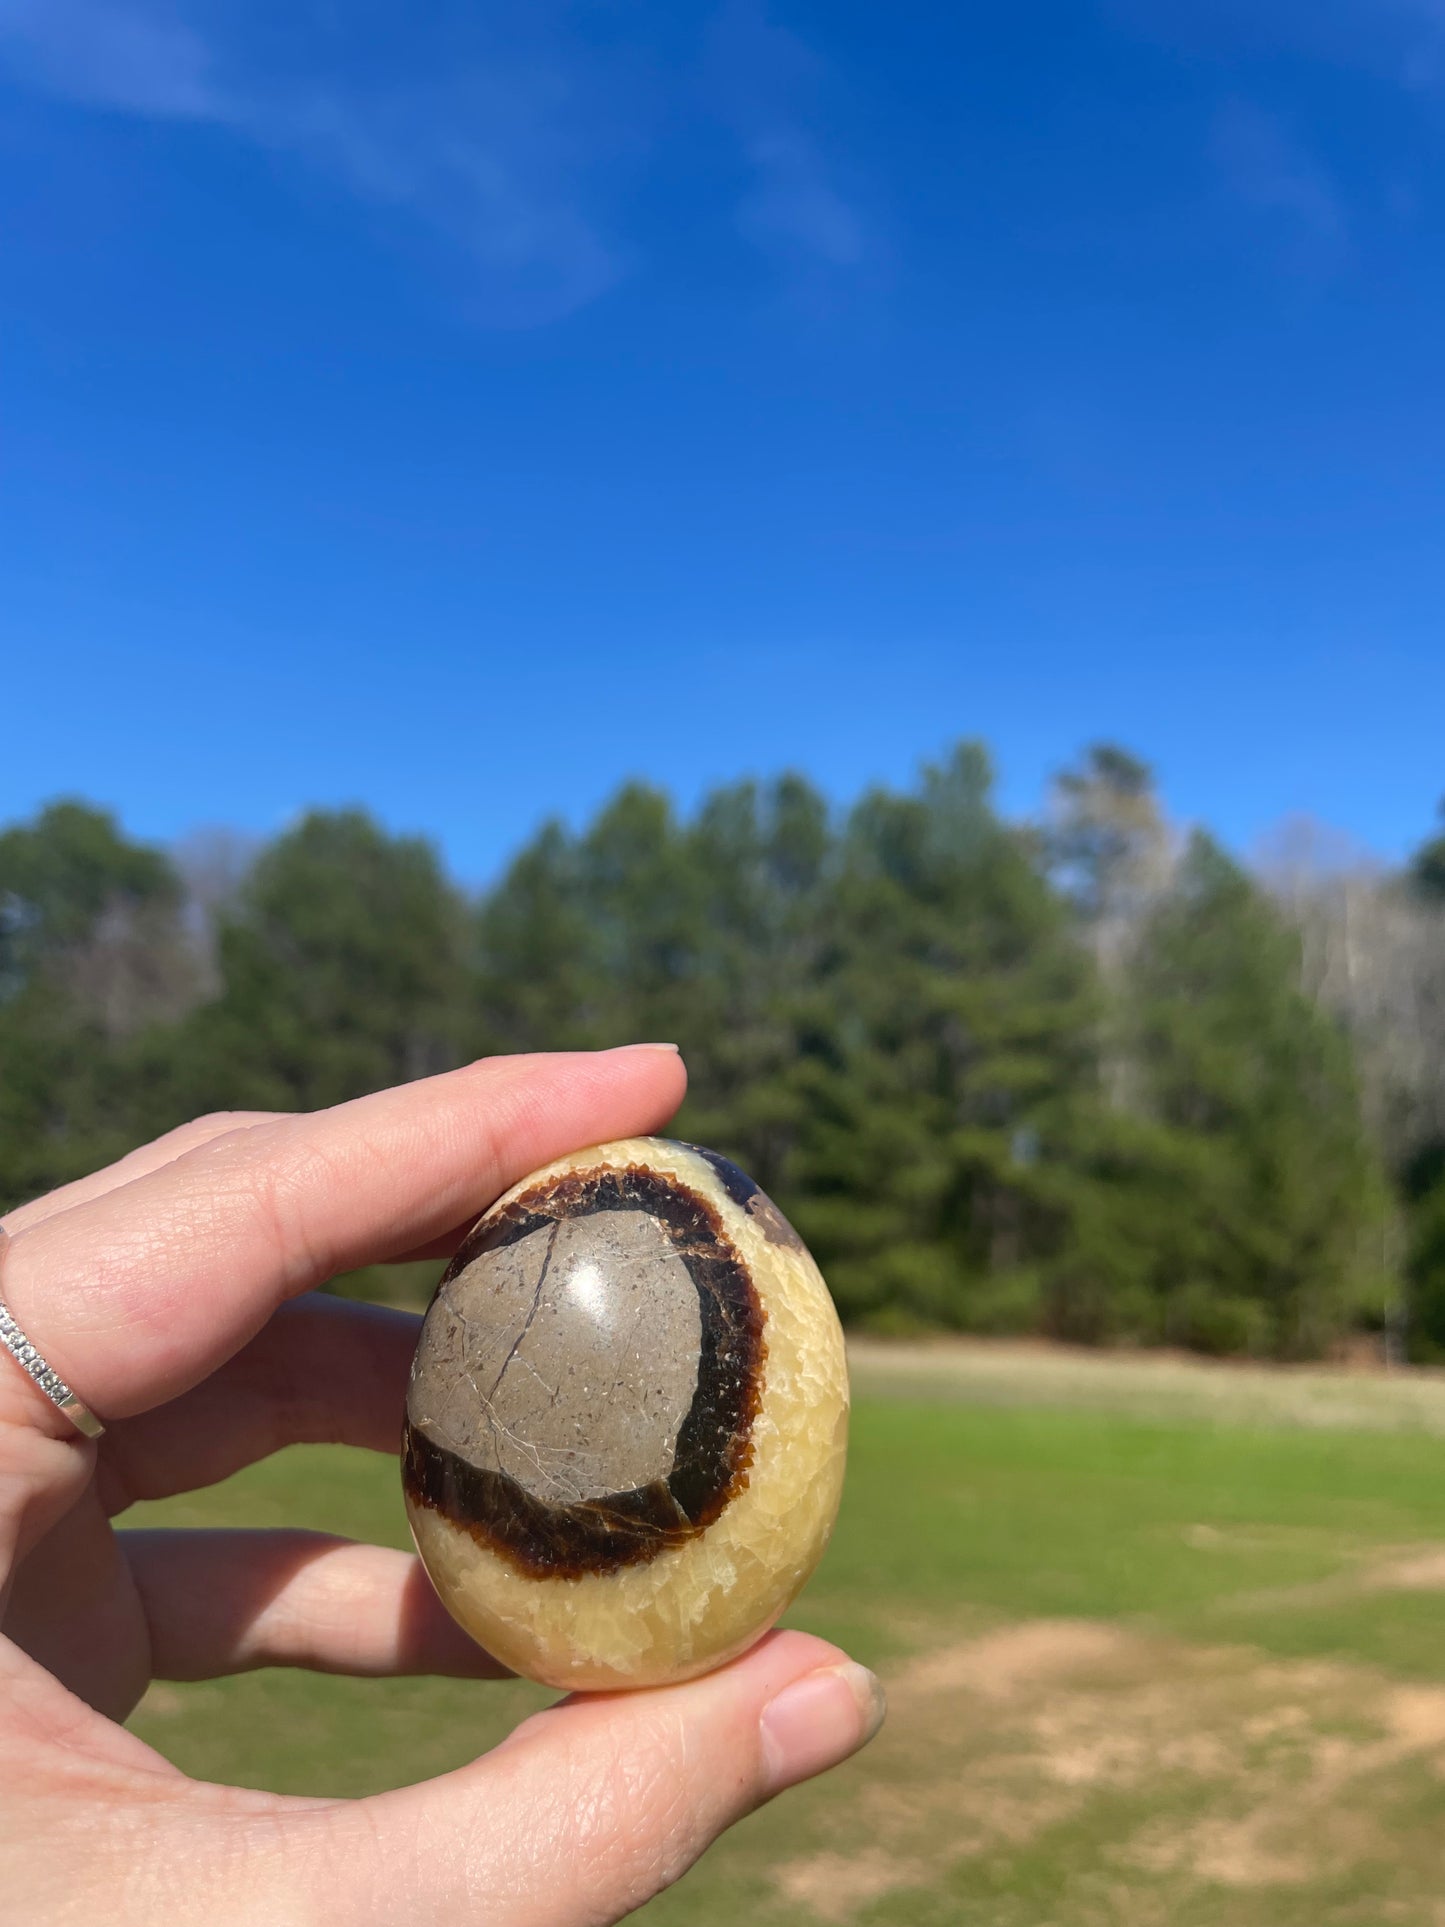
[0,1045,883,1925]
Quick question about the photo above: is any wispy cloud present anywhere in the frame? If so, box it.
[257,73,628,324]
[1392,0,1445,87]
[1110,0,1445,93]
[0,0,217,118]
[0,0,629,324]
[737,129,865,267]
[706,0,875,284]
[0,0,877,323]
[1211,100,1349,269]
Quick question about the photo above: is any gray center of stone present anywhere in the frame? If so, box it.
[408,1209,704,1506]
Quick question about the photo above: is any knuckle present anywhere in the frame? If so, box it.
[186,1109,264,1140]
[161,1111,279,1165]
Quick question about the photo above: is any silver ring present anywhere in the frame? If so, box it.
[0,1232,105,1440]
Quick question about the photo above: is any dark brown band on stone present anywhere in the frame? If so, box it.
[671,1142,807,1253]
[404,1162,767,1581]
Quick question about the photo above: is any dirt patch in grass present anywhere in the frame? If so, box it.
[1220,1537,1445,1617]
[773,1618,1445,1922]
[1365,1549,1445,1593]
[775,1850,931,1923]
[888,1618,1132,1702]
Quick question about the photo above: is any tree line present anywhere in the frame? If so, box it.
[3,743,1444,1360]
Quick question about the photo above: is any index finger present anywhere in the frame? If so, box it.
[0,1046,685,1422]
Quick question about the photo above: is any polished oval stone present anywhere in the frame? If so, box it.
[403,1137,849,1690]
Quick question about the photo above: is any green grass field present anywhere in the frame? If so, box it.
[129,1344,1445,1924]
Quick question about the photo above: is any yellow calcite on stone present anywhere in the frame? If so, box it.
[404,1136,849,1691]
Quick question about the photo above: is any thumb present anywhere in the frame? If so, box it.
[307,1630,885,1927]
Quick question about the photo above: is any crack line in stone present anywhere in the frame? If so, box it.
[482,1218,559,1409]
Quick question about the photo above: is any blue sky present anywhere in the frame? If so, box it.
[2,0,1443,883]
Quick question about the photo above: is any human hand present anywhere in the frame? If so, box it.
[0,1047,883,1924]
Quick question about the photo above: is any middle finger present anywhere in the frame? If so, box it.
[96,1295,426,1514]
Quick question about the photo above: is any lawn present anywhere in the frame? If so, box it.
[129,1343,1445,1924]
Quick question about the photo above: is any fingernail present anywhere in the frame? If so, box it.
[608,1041,681,1054]
[759,1662,886,1795]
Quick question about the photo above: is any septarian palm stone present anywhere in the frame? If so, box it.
[403,1137,849,1691]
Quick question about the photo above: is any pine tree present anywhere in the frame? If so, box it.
[0,802,198,1208]
[474,820,603,1053]
[671,774,832,1198]
[1411,800,1445,903]
[789,744,1101,1331]
[1089,834,1388,1356]
[179,809,471,1113]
